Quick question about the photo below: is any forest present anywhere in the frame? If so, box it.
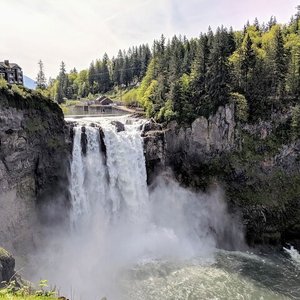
[38,8,300,126]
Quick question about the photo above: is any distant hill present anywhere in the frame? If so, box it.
[23,75,36,90]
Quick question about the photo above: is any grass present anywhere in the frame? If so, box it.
[59,99,81,114]
[0,248,10,258]
[0,281,58,300]
[0,83,63,119]
[0,295,57,299]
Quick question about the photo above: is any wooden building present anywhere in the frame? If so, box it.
[0,60,23,85]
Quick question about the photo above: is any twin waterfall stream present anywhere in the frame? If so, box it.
[29,116,300,300]
[70,120,148,228]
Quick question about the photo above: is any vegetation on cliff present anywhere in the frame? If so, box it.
[0,280,58,300]
[0,78,63,118]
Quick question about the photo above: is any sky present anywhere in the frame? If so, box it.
[0,0,298,79]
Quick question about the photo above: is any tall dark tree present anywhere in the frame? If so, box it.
[241,34,256,94]
[140,44,151,78]
[121,55,131,86]
[36,59,47,89]
[254,17,260,31]
[206,27,232,112]
[57,61,68,103]
[189,34,210,114]
[88,62,96,93]
[268,16,277,30]
[273,27,287,98]
[100,53,111,92]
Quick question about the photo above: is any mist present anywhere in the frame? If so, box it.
[25,121,244,300]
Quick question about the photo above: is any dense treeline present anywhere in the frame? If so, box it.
[134,9,300,123]
[40,8,300,124]
[42,45,151,103]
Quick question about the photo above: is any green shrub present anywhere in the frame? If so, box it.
[158,99,176,122]
[0,77,8,90]
[11,85,27,98]
[0,279,57,299]
[230,92,249,122]
[123,88,138,105]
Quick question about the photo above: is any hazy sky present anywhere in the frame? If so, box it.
[0,0,298,79]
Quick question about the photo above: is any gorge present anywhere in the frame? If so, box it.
[1,85,300,299]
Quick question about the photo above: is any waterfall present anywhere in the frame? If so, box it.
[69,126,87,224]
[69,120,149,227]
[30,117,244,300]
[102,125,149,223]
[68,118,243,258]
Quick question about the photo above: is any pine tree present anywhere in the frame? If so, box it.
[273,27,287,98]
[254,17,260,31]
[268,16,277,30]
[113,50,124,86]
[88,62,96,93]
[36,60,47,89]
[228,27,236,53]
[56,61,68,103]
[206,27,232,112]
[189,34,210,115]
[100,53,111,92]
[241,33,256,94]
[140,44,151,78]
[121,55,131,87]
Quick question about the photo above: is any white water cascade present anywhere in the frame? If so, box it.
[29,116,245,300]
[70,126,108,226]
[69,120,149,229]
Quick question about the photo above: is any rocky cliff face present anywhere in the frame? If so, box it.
[0,248,15,286]
[143,104,300,248]
[143,104,236,186]
[0,87,70,254]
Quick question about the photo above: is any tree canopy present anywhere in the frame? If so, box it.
[45,8,300,123]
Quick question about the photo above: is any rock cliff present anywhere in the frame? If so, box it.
[143,104,300,247]
[0,86,70,253]
[0,248,15,286]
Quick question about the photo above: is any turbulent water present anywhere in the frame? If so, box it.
[27,116,300,300]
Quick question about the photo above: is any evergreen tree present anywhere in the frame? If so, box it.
[206,27,232,112]
[140,44,151,78]
[241,33,256,94]
[88,62,96,93]
[268,16,277,30]
[121,55,131,86]
[189,34,210,115]
[254,17,260,31]
[57,61,68,103]
[100,53,111,92]
[36,59,47,89]
[273,27,287,98]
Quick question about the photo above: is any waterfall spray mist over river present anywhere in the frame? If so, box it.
[26,116,300,300]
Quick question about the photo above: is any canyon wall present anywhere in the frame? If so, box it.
[143,104,300,247]
[0,87,70,253]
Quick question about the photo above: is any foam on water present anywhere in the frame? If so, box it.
[284,245,300,266]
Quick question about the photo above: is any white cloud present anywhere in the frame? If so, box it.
[0,0,298,79]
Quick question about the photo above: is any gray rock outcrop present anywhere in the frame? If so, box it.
[0,247,15,286]
[111,120,125,132]
[144,104,236,183]
[0,88,70,254]
[143,103,300,248]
